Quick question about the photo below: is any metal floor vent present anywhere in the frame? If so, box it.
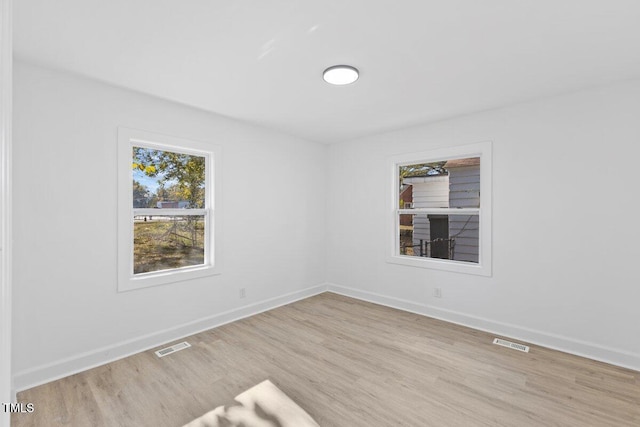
[493,338,530,353]
[155,341,191,358]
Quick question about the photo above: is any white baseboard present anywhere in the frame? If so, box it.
[13,284,327,394]
[326,283,640,372]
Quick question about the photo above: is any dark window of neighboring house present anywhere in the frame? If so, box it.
[428,215,449,259]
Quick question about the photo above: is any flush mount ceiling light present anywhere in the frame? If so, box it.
[323,65,359,85]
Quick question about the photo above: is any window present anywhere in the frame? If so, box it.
[118,128,220,291]
[388,142,492,276]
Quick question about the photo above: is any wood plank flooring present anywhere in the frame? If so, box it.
[12,293,640,426]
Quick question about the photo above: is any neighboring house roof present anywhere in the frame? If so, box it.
[156,200,190,208]
[444,157,480,168]
[403,158,479,182]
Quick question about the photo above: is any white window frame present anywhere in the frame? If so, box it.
[118,127,221,292]
[387,141,492,276]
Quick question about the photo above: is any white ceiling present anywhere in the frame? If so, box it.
[14,0,640,144]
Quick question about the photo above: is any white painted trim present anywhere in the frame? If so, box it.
[388,141,492,276]
[13,284,327,392]
[0,0,12,424]
[117,127,222,291]
[326,283,640,372]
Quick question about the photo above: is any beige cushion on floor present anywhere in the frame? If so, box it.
[183,380,320,427]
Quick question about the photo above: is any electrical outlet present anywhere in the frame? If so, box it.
[239,288,246,298]
[433,287,442,298]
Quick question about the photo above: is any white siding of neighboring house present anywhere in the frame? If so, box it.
[403,175,449,255]
[448,165,480,263]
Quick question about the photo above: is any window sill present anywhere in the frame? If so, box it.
[386,255,492,277]
[118,264,220,292]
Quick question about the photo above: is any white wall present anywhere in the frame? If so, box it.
[12,61,327,389]
[327,79,640,370]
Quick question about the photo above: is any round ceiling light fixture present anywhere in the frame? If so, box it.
[323,65,359,85]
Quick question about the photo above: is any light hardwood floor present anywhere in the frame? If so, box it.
[12,293,640,426]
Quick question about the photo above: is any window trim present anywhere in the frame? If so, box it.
[387,141,492,276]
[117,127,221,292]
